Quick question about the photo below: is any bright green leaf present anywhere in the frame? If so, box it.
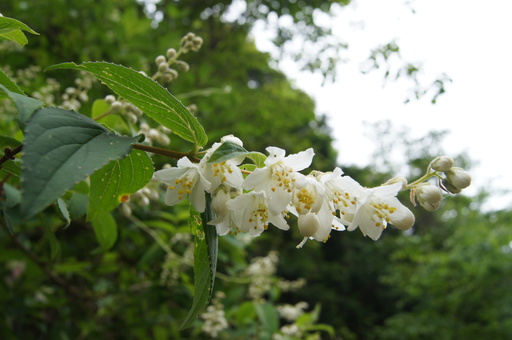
[0,16,39,47]
[0,69,24,100]
[91,212,118,251]
[21,107,140,219]
[46,62,208,148]
[87,149,154,221]
[0,84,44,125]
[180,199,218,330]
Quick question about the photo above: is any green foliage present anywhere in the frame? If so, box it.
[180,203,218,330]
[46,62,208,148]
[0,16,38,46]
[20,107,140,218]
[87,149,154,221]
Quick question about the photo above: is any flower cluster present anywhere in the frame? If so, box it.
[154,136,471,248]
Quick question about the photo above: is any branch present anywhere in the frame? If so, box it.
[0,145,23,169]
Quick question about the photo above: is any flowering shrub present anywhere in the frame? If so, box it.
[0,15,471,333]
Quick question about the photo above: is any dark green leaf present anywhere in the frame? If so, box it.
[0,84,44,125]
[91,212,118,251]
[208,141,267,166]
[21,107,139,219]
[180,199,218,330]
[87,149,154,221]
[255,303,280,336]
[46,62,208,147]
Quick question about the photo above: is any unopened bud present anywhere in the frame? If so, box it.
[431,156,454,172]
[391,208,415,231]
[155,55,166,66]
[298,213,320,238]
[158,62,169,73]
[385,177,407,190]
[166,48,177,59]
[445,167,471,190]
[111,101,123,111]
[416,183,443,211]
[105,95,116,104]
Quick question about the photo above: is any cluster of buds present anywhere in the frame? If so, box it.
[137,122,171,146]
[410,156,471,211]
[60,73,94,111]
[104,94,144,124]
[151,32,203,85]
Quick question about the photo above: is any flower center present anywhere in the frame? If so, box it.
[271,163,294,192]
[212,161,233,182]
[370,202,397,227]
[168,173,197,200]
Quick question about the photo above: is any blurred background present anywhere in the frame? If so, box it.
[1,0,511,339]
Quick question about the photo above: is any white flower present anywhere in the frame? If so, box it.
[208,186,240,235]
[350,182,415,240]
[201,135,244,192]
[317,167,361,226]
[243,147,314,215]
[154,157,211,212]
[226,191,290,237]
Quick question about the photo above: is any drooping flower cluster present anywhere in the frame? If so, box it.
[154,136,471,248]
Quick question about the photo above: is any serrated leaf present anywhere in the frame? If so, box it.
[87,149,154,221]
[46,62,208,148]
[0,69,24,100]
[0,84,44,125]
[21,107,139,219]
[0,16,39,46]
[180,199,218,330]
[91,212,118,251]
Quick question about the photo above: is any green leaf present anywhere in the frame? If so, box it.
[46,62,208,148]
[0,16,39,46]
[255,303,280,336]
[57,198,71,228]
[0,69,24,100]
[208,141,267,166]
[91,212,118,251]
[87,149,154,221]
[0,84,44,125]
[21,107,140,219]
[180,199,218,330]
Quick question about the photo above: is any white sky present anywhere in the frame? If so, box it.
[251,0,512,210]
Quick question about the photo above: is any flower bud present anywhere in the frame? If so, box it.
[155,55,166,66]
[105,95,116,104]
[415,183,443,211]
[158,62,169,73]
[166,48,177,59]
[297,213,320,238]
[445,167,471,190]
[384,176,407,190]
[391,208,415,231]
[431,156,454,172]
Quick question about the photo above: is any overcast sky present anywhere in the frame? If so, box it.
[251,0,512,210]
